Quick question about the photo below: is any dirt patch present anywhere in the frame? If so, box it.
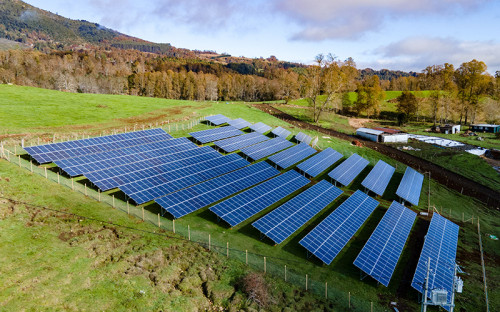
[348,118,371,129]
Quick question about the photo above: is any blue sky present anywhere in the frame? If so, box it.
[25,0,500,73]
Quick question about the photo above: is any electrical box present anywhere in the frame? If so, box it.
[431,289,448,305]
[456,278,463,293]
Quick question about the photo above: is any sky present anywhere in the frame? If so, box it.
[25,0,500,73]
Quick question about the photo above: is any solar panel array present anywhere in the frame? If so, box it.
[268,143,317,169]
[24,128,171,164]
[295,132,312,144]
[227,118,252,129]
[299,190,379,265]
[411,214,459,310]
[396,167,424,206]
[249,122,272,134]
[361,160,396,196]
[272,126,291,138]
[240,137,294,161]
[205,114,231,125]
[210,170,310,227]
[86,146,219,191]
[213,132,269,153]
[296,148,343,178]
[189,126,243,144]
[157,162,280,218]
[253,180,343,244]
[353,201,416,286]
[121,154,249,204]
[55,137,196,177]
[328,153,369,186]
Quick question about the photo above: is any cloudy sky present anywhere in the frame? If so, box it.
[25,0,500,73]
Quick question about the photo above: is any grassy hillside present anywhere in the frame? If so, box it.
[1,85,498,311]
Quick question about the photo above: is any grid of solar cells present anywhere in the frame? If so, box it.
[87,146,219,191]
[361,160,396,196]
[299,190,379,265]
[240,137,294,161]
[396,167,424,206]
[328,153,369,186]
[271,126,291,138]
[296,148,343,178]
[205,114,231,125]
[227,118,252,129]
[122,154,249,204]
[249,122,272,134]
[157,162,280,218]
[210,170,310,227]
[268,143,317,169]
[24,128,171,164]
[411,214,459,309]
[189,126,243,144]
[56,137,196,177]
[353,201,416,286]
[213,132,269,153]
[295,132,312,144]
[253,180,343,244]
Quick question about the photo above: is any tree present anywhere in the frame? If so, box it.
[454,60,488,125]
[396,91,418,124]
[354,75,384,117]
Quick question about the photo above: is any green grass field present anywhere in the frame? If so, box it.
[1,85,498,311]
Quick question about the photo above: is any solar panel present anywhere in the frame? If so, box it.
[296,148,343,178]
[56,137,196,177]
[205,114,231,125]
[240,137,294,161]
[411,214,459,310]
[210,170,310,227]
[189,126,243,144]
[361,160,396,196]
[227,118,252,129]
[24,128,172,164]
[295,132,312,145]
[249,122,272,134]
[253,180,343,244]
[121,154,249,204]
[213,132,269,153]
[396,167,424,206]
[272,126,291,138]
[157,162,280,218]
[353,201,416,286]
[86,146,220,191]
[299,190,379,265]
[328,153,369,186]
[268,143,317,169]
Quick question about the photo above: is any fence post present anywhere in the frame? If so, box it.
[99,190,101,202]
[348,292,351,309]
[142,207,144,221]
[209,234,211,251]
[285,265,287,281]
[57,172,60,184]
[112,195,115,208]
[325,282,328,299]
[226,242,229,258]
[246,250,248,265]
[127,200,129,214]
[158,213,161,228]
[371,302,373,312]
[188,225,190,241]
[264,257,266,273]
[14,145,17,155]
[30,160,33,172]
[72,178,74,190]
[173,219,175,233]
[18,155,21,167]
[306,274,308,291]
[84,184,87,196]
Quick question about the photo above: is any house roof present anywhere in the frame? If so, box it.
[373,127,401,134]
[357,128,385,135]
[471,124,500,128]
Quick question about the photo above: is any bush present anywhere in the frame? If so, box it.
[240,272,269,307]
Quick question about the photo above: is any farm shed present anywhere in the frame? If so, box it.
[470,124,500,133]
[381,133,408,143]
[440,124,461,134]
[356,128,384,142]
[356,127,408,143]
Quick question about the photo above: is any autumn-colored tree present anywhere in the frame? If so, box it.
[354,75,384,117]
[454,60,489,124]
[396,91,418,125]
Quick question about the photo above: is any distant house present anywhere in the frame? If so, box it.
[439,124,461,134]
[470,124,500,133]
[356,127,408,143]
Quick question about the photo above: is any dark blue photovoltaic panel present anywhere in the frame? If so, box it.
[24,128,171,164]
[299,190,379,265]
[189,126,243,144]
[121,154,249,204]
[354,201,416,286]
[210,170,310,227]
[268,143,317,169]
[411,214,459,310]
[240,137,294,161]
[295,132,312,144]
[396,167,424,206]
[213,132,269,153]
[327,153,369,186]
[249,122,272,134]
[56,137,196,177]
[361,160,395,196]
[157,162,280,218]
[272,126,291,138]
[296,148,343,178]
[205,114,231,125]
[253,180,343,244]
[87,146,219,191]
[227,118,252,129]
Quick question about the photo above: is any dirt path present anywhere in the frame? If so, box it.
[253,103,500,210]
[348,118,371,129]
